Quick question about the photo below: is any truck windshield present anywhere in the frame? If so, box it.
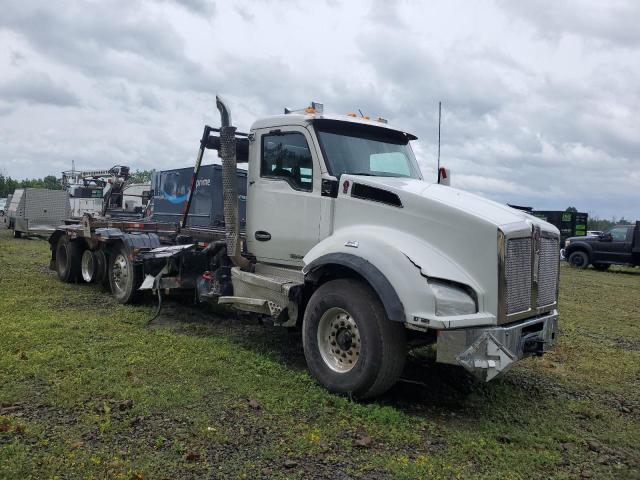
[314,121,421,179]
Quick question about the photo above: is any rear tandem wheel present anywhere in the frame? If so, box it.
[55,234,84,283]
[108,244,142,304]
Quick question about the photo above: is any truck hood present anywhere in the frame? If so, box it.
[329,176,558,317]
[344,175,557,233]
[566,235,597,243]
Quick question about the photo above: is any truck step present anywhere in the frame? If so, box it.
[220,268,303,324]
[218,296,281,316]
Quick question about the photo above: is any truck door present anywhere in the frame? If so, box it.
[594,226,633,263]
[246,126,322,266]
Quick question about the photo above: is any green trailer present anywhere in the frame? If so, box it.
[532,210,588,244]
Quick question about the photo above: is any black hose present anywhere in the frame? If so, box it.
[147,287,163,325]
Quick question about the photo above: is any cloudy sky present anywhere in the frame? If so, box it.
[0,0,638,220]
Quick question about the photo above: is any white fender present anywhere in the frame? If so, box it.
[303,225,495,329]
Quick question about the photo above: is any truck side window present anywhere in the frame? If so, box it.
[609,227,629,241]
[261,132,313,191]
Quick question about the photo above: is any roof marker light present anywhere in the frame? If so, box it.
[284,101,323,115]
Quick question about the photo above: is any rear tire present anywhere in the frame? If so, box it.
[593,263,610,271]
[108,244,142,304]
[55,235,84,283]
[81,249,107,283]
[568,250,589,269]
[302,279,406,398]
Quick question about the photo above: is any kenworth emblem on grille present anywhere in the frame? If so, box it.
[533,226,541,283]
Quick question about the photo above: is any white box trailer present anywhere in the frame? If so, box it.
[7,188,70,238]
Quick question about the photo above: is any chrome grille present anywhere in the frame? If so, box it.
[505,238,532,314]
[537,237,559,307]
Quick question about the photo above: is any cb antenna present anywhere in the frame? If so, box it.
[437,101,442,183]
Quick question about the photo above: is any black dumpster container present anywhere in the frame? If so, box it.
[533,210,589,244]
[151,164,247,230]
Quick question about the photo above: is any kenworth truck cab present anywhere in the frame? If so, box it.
[49,97,560,398]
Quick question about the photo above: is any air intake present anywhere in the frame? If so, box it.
[351,183,402,208]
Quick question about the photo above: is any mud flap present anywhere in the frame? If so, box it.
[139,263,170,291]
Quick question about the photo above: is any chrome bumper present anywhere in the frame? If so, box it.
[436,311,558,381]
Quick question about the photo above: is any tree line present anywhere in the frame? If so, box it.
[0,174,61,198]
[565,207,635,230]
[587,216,635,231]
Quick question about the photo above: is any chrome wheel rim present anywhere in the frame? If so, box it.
[112,253,129,292]
[81,251,94,283]
[317,307,360,373]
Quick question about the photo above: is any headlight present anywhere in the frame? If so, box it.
[564,239,571,248]
[429,280,477,316]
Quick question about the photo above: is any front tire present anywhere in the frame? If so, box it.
[302,279,406,398]
[108,245,142,304]
[568,250,589,269]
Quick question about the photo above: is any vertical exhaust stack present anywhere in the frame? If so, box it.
[216,95,250,269]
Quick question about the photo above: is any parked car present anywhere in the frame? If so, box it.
[564,223,640,270]
[0,198,6,216]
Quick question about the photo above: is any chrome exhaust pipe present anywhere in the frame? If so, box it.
[216,95,249,269]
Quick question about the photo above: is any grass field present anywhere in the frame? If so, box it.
[1,227,639,479]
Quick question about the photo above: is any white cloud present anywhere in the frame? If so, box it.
[0,0,637,221]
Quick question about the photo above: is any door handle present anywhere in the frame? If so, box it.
[255,231,271,241]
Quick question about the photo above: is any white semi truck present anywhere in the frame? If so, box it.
[48,97,559,398]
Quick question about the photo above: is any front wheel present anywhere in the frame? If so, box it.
[568,250,589,269]
[302,279,406,398]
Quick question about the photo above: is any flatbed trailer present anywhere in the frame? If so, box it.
[49,122,249,303]
[48,211,243,297]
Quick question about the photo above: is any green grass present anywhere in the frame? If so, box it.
[1,229,639,479]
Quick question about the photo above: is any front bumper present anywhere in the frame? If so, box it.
[436,310,558,381]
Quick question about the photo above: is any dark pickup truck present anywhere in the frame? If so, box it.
[564,222,640,270]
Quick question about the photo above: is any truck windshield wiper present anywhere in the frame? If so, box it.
[347,172,376,176]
